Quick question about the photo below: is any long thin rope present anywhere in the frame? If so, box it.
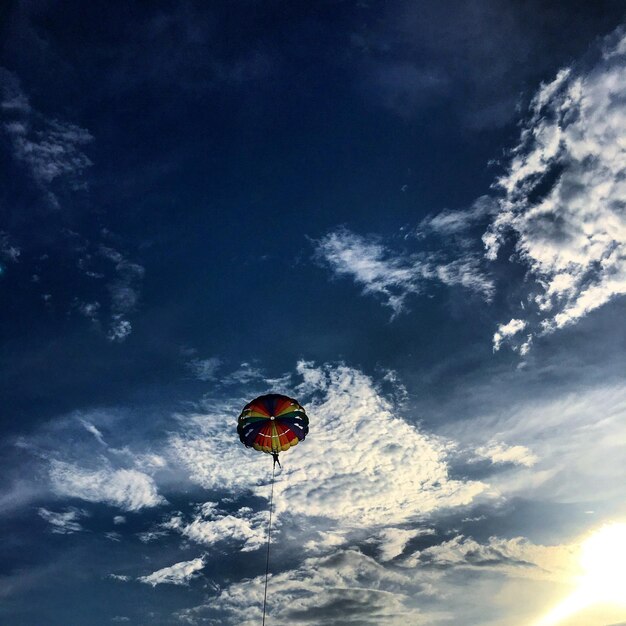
[261,460,276,626]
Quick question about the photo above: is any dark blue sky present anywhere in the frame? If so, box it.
[2,2,626,625]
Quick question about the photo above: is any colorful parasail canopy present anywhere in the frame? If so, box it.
[237,394,309,454]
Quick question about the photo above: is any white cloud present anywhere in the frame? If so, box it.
[99,246,145,342]
[316,229,416,315]
[105,531,122,542]
[0,231,21,264]
[180,549,433,626]
[165,503,267,552]
[378,527,433,562]
[493,318,527,352]
[77,301,101,322]
[172,361,487,529]
[109,574,132,582]
[73,244,145,342]
[187,357,221,381]
[137,556,206,587]
[474,441,538,468]
[137,529,168,543]
[441,382,626,506]
[484,29,626,343]
[0,70,93,187]
[178,529,589,625]
[113,515,126,525]
[49,461,165,511]
[7,119,93,184]
[107,316,132,342]
[0,68,31,113]
[222,361,265,385]
[79,420,107,446]
[418,195,497,237]
[315,228,493,316]
[38,507,87,534]
[402,534,576,582]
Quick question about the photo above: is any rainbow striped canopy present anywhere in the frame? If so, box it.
[237,394,309,454]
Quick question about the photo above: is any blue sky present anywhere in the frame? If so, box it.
[2,2,626,625]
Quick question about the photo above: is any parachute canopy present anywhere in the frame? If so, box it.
[237,393,309,454]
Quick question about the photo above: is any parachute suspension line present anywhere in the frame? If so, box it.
[262,457,277,626]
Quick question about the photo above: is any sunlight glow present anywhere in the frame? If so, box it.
[534,522,626,626]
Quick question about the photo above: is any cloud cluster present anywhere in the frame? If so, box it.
[180,549,427,626]
[315,228,493,316]
[165,502,267,552]
[1,70,144,340]
[49,460,165,511]
[21,361,622,624]
[180,531,580,625]
[316,29,626,352]
[173,361,487,530]
[492,319,527,352]
[485,29,626,347]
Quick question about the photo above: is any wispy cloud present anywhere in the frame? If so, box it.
[75,243,145,341]
[99,245,145,342]
[7,119,92,185]
[1,70,146,341]
[441,381,626,506]
[1,68,92,191]
[137,556,206,587]
[79,420,107,446]
[186,357,221,381]
[484,28,626,348]
[49,460,165,511]
[38,507,88,534]
[418,196,497,238]
[0,231,21,264]
[315,228,493,316]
